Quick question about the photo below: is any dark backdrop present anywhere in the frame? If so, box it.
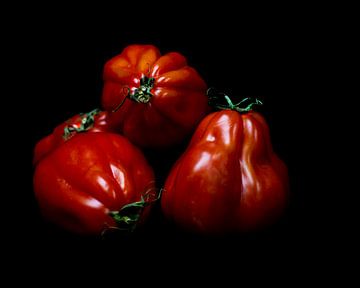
[9,9,324,265]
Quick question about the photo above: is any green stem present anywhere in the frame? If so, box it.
[111,76,155,112]
[129,76,155,104]
[107,187,162,233]
[207,88,263,113]
[63,108,101,140]
[112,87,130,112]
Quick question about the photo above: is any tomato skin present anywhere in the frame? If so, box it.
[33,132,155,235]
[161,110,288,234]
[102,44,209,148]
[33,110,112,165]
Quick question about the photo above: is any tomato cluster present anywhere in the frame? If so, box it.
[33,44,288,236]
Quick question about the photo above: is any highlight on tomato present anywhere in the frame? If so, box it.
[102,44,209,148]
[161,90,289,234]
[33,110,157,235]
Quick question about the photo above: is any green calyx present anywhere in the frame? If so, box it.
[63,108,101,140]
[112,76,155,113]
[129,76,155,104]
[207,88,263,113]
[107,188,162,233]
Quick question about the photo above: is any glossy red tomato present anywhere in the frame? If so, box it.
[102,44,209,147]
[33,131,155,235]
[161,104,288,234]
[33,109,112,165]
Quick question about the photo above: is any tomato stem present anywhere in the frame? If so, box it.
[111,76,155,113]
[63,108,101,140]
[207,88,263,113]
[129,75,155,104]
[107,187,162,233]
[112,87,130,112]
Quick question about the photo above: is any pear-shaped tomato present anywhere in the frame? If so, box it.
[161,109,288,234]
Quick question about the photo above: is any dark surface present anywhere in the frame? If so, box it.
[9,10,325,265]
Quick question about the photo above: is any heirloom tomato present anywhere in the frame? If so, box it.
[161,94,288,234]
[33,111,156,235]
[102,44,209,147]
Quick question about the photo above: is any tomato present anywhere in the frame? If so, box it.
[33,131,156,235]
[161,94,288,234]
[102,44,209,147]
[33,109,112,165]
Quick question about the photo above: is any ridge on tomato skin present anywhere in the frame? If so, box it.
[33,132,156,235]
[102,44,210,148]
[33,109,113,165]
[161,108,289,234]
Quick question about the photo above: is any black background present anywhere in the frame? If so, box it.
[7,7,329,269]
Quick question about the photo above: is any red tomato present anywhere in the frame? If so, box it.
[33,109,112,165]
[102,44,209,147]
[33,131,155,235]
[161,107,288,234]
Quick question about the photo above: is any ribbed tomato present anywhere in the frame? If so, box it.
[102,44,209,147]
[33,111,156,235]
